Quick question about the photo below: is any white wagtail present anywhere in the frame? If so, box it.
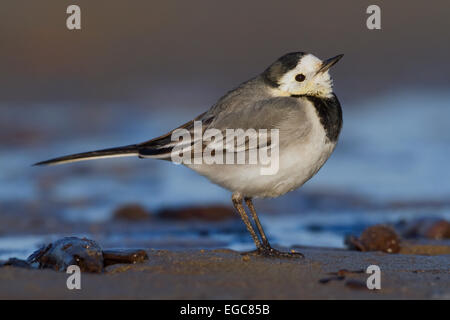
[36,52,344,258]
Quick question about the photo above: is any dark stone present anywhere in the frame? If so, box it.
[318,276,345,284]
[113,204,150,221]
[346,225,401,253]
[398,218,450,240]
[158,205,236,221]
[0,258,32,269]
[103,249,148,267]
[27,237,104,273]
[328,269,365,276]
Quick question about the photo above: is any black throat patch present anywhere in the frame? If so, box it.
[300,94,343,142]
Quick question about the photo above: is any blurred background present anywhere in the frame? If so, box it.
[1,0,449,258]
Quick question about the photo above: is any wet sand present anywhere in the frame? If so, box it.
[1,247,449,299]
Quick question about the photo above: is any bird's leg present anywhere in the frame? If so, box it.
[231,193,262,250]
[244,197,304,259]
[244,197,270,248]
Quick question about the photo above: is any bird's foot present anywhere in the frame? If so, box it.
[242,245,304,259]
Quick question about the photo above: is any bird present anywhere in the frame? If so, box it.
[35,52,344,258]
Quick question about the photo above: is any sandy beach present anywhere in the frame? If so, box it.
[1,245,449,300]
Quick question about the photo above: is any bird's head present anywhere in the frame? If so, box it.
[263,52,343,98]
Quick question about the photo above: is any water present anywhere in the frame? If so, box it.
[1,90,449,259]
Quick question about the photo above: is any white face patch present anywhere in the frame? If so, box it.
[277,54,333,98]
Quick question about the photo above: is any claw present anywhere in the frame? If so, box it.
[241,246,304,259]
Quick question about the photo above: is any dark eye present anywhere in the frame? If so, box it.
[295,74,306,82]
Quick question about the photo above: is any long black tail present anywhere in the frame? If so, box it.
[33,144,140,166]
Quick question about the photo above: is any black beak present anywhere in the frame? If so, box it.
[317,54,344,74]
